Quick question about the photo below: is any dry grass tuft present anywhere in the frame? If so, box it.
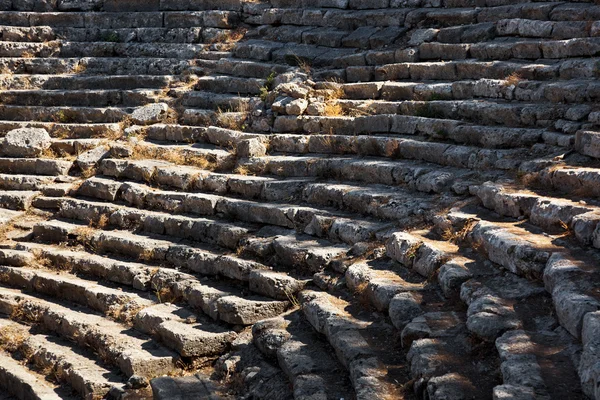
[441,219,478,243]
[323,102,345,117]
[502,72,522,87]
[0,325,28,353]
[107,303,145,325]
[31,249,56,270]
[216,103,250,131]
[209,27,248,45]
[234,165,251,176]
[131,142,217,170]
[72,226,97,251]
[10,302,42,323]
[72,61,87,74]
[138,248,156,262]
[352,281,372,308]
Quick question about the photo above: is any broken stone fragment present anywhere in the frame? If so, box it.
[576,130,600,159]
[277,82,310,99]
[77,146,110,172]
[237,139,267,158]
[1,127,52,158]
[306,101,326,116]
[131,103,169,125]
[285,98,309,116]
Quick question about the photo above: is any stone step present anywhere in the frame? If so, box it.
[0,120,122,139]
[148,119,569,155]
[474,181,600,246]
[0,73,174,90]
[0,89,162,107]
[0,158,73,176]
[142,123,206,143]
[433,19,592,43]
[532,162,600,201]
[82,175,429,239]
[0,56,210,75]
[418,37,600,62]
[214,57,292,78]
[0,265,154,320]
[13,242,295,325]
[436,207,600,343]
[134,303,237,357]
[386,230,456,279]
[468,218,561,279]
[0,208,23,227]
[340,78,600,105]
[252,311,356,400]
[243,25,406,51]
[459,266,549,341]
[194,74,266,95]
[298,289,406,399]
[580,311,600,399]
[0,318,126,399]
[344,258,429,319]
[0,286,178,378]
[123,140,236,171]
[495,329,583,399]
[246,3,600,30]
[543,253,600,341]
[29,217,305,298]
[0,11,241,28]
[0,190,39,210]
[238,154,493,195]
[0,41,216,59]
[180,91,260,110]
[233,40,360,67]
[0,350,64,400]
[348,58,598,83]
[0,105,129,123]
[50,194,358,273]
[403,311,500,399]
[0,25,228,44]
[334,99,574,130]
[267,132,547,165]
[51,137,105,154]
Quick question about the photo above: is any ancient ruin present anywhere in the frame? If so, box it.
[0,0,599,398]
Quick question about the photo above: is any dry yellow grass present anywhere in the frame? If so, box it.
[106,303,145,325]
[441,219,478,243]
[502,72,522,87]
[131,142,217,171]
[72,62,87,74]
[0,324,28,353]
[216,103,250,131]
[10,301,42,323]
[323,102,345,117]
[138,248,156,262]
[234,165,251,176]
[72,225,98,252]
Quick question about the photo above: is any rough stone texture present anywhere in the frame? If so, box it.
[0,1,598,400]
[131,103,169,125]
[1,128,51,158]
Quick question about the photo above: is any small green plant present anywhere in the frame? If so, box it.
[259,86,269,101]
[265,71,276,89]
[103,31,120,43]
[54,110,75,123]
[259,72,277,101]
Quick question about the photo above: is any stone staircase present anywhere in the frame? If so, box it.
[0,0,599,399]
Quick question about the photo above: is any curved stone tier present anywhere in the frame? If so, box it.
[0,0,599,399]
